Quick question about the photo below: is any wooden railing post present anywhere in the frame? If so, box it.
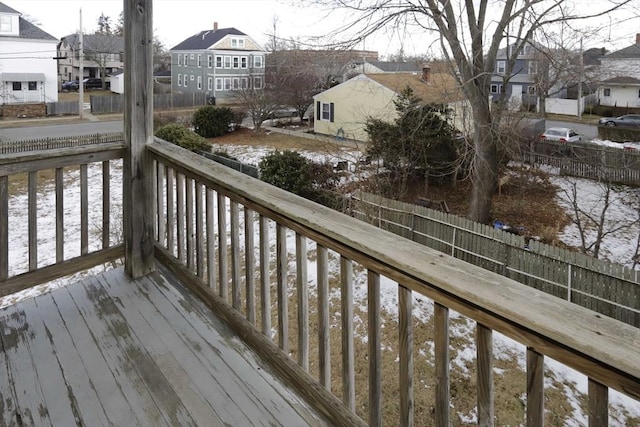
[123,0,155,278]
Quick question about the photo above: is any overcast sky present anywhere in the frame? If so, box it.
[6,0,640,58]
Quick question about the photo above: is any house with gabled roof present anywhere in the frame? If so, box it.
[313,67,470,142]
[598,34,640,108]
[57,33,125,86]
[343,60,423,81]
[0,1,58,107]
[170,23,266,104]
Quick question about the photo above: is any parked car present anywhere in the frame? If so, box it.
[82,78,104,90]
[61,80,79,91]
[539,127,582,143]
[598,114,640,127]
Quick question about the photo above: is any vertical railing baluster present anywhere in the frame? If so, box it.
[217,193,228,301]
[230,200,240,310]
[102,160,110,249]
[28,171,37,271]
[526,347,544,427]
[260,214,271,337]
[176,173,185,263]
[0,176,8,281]
[80,164,88,256]
[368,270,381,427]
[185,177,194,270]
[55,167,64,263]
[341,256,355,411]
[245,207,256,325]
[588,378,608,427]
[317,244,330,389]
[399,284,414,426]
[156,161,165,245]
[296,233,309,371]
[277,224,288,353]
[195,182,204,279]
[206,188,216,290]
[477,324,494,427]
[435,302,450,426]
[166,167,175,256]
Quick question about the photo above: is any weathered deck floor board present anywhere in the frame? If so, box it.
[0,266,326,426]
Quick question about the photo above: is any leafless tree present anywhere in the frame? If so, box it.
[232,87,279,133]
[83,34,124,89]
[563,177,639,259]
[304,0,633,223]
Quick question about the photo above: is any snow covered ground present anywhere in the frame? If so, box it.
[1,144,638,424]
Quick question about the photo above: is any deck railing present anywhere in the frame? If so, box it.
[0,143,125,297]
[149,138,639,427]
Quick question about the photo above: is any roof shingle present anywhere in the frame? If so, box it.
[170,28,246,50]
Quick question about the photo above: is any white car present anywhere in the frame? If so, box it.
[539,127,582,143]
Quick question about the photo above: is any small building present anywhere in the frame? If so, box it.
[313,67,470,142]
[0,1,58,107]
[169,23,266,105]
[598,34,640,108]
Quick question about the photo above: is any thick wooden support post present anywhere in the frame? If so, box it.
[124,0,155,278]
[477,324,494,427]
[435,302,450,426]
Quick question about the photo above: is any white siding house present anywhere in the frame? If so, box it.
[598,34,640,108]
[0,2,58,105]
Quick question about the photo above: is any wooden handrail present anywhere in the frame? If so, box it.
[149,138,640,425]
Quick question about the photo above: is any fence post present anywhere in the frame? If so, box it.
[451,228,456,257]
[567,264,572,302]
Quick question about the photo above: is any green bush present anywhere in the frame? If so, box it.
[155,123,210,152]
[259,151,314,198]
[192,106,235,138]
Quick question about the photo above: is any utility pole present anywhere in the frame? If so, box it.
[79,8,84,119]
[577,37,583,120]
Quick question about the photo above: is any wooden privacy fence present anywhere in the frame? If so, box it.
[0,133,125,153]
[349,190,640,327]
[46,100,80,116]
[521,140,640,185]
[90,92,207,114]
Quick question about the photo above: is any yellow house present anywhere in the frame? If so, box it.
[313,68,470,142]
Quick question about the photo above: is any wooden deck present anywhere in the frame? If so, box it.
[0,266,326,426]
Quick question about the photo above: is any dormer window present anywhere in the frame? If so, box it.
[231,38,245,48]
[497,60,506,74]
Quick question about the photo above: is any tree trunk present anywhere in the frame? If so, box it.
[468,100,498,224]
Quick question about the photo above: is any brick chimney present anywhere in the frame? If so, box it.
[422,65,431,82]
[214,22,218,30]
[636,33,640,44]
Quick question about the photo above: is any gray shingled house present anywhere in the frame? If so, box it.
[170,23,266,104]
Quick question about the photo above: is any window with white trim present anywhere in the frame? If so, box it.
[190,54,194,59]
[241,57,248,68]
[28,81,37,91]
[207,77,212,91]
[216,78,223,90]
[528,61,537,75]
[197,54,202,67]
[12,82,21,91]
[603,88,611,97]
[240,77,248,89]
[490,84,503,94]
[208,55,213,68]
[253,76,263,89]
[496,61,506,74]
[231,38,245,48]
[224,78,231,90]
[178,74,182,86]
[233,57,239,68]
[224,56,231,68]
[197,76,202,89]
[183,54,188,66]
[0,16,12,32]
[216,56,223,68]
[527,86,536,94]
[178,54,182,66]
[253,55,263,68]
[184,76,188,88]
[317,101,334,122]
[232,78,239,89]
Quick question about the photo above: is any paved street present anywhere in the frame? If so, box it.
[0,120,123,142]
